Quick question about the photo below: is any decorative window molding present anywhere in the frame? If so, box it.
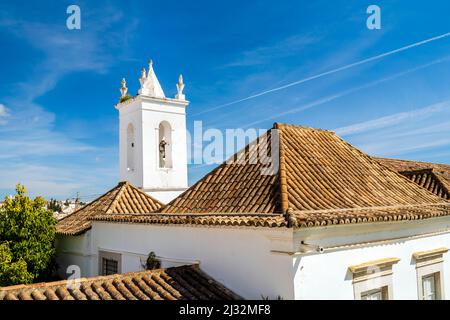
[349,257,400,300]
[413,247,448,264]
[98,250,122,276]
[413,247,448,300]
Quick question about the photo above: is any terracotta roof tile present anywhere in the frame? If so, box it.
[0,265,241,300]
[157,123,450,228]
[278,124,445,210]
[160,128,281,214]
[87,123,450,229]
[375,157,450,200]
[57,181,163,236]
[91,212,288,228]
[288,203,450,228]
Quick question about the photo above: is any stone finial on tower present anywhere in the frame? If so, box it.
[120,78,128,98]
[175,74,185,101]
[138,58,165,98]
[139,67,147,91]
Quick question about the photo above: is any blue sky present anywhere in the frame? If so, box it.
[1,0,450,200]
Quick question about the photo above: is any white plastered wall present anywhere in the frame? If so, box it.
[117,96,188,204]
[55,230,93,279]
[292,216,450,300]
[90,222,296,299]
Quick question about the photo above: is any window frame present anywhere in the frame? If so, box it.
[98,250,122,276]
[349,257,400,300]
[413,247,448,300]
[360,286,388,300]
[422,273,439,300]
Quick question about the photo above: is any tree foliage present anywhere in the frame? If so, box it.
[47,198,62,213]
[0,184,57,286]
[0,242,32,285]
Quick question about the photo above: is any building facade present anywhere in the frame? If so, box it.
[52,60,450,300]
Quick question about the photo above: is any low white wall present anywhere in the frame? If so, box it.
[91,222,295,299]
[293,217,450,300]
[60,216,450,299]
[55,231,92,279]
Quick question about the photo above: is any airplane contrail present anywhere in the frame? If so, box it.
[192,31,450,116]
[241,57,449,128]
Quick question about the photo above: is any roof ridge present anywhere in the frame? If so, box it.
[161,126,279,213]
[274,123,289,213]
[374,156,450,167]
[105,181,128,214]
[56,181,164,236]
[273,122,335,133]
[56,183,120,224]
[127,182,165,207]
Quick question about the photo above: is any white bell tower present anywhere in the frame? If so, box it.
[116,59,189,204]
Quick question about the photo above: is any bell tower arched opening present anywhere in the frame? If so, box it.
[158,121,173,169]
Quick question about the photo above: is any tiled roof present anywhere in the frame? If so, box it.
[375,157,450,200]
[57,181,163,236]
[160,128,281,214]
[0,265,241,300]
[288,203,450,228]
[89,124,450,229]
[91,212,289,228]
[157,124,449,227]
[278,124,445,210]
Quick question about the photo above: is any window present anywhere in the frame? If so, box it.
[361,287,388,300]
[98,251,121,276]
[413,247,447,300]
[422,273,439,300]
[102,258,118,275]
[349,257,400,300]
[127,123,135,172]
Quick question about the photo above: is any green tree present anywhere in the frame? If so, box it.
[0,242,33,285]
[0,184,57,286]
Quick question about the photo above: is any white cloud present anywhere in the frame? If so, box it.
[201,32,449,118]
[335,99,450,158]
[0,104,7,116]
[225,34,321,67]
[0,104,9,125]
[335,100,450,136]
[0,6,138,199]
[0,163,117,200]
[241,58,450,129]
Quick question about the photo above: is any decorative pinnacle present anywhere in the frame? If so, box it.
[138,58,166,98]
[148,59,153,71]
[175,74,186,100]
[140,67,147,79]
[120,78,128,98]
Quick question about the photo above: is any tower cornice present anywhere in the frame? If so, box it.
[115,95,189,110]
